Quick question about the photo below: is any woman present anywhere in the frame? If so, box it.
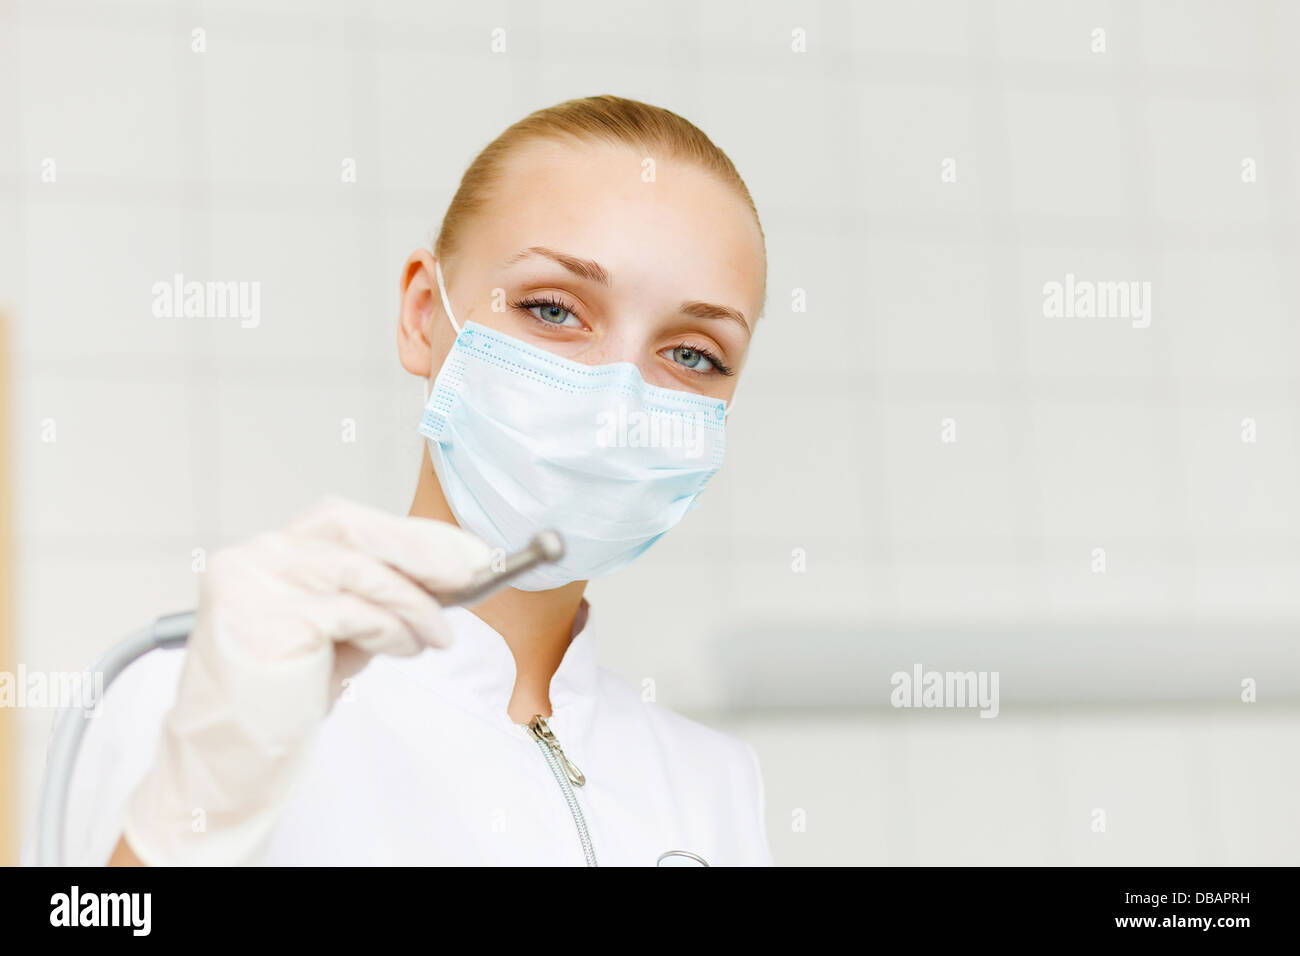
[69,95,770,866]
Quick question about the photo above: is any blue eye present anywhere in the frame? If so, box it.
[532,303,574,325]
[670,345,714,372]
[661,343,733,375]
[514,295,582,329]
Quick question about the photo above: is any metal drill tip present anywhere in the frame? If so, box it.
[427,529,569,608]
[532,529,566,563]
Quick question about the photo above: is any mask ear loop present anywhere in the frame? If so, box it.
[426,258,462,402]
[434,258,462,335]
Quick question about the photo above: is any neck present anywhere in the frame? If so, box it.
[409,445,588,722]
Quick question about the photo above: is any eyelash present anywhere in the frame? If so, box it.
[511,293,576,325]
[509,295,735,376]
[669,341,733,376]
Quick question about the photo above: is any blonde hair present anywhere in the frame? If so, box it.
[434,94,765,304]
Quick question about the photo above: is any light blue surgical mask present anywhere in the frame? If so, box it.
[418,260,730,590]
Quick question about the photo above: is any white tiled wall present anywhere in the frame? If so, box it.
[2,0,1297,864]
[717,706,1300,866]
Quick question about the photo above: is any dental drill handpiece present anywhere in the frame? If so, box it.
[429,530,566,607]
[35,529,569,867]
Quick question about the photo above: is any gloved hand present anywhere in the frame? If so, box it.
[120,497,494,866]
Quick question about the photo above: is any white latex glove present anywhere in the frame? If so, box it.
[121,497,494,866]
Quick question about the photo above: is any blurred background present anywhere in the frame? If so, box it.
[1,0,1297,865]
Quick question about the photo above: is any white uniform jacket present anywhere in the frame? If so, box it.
[32,602,774,867]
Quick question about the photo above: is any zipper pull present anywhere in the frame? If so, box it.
[527,715,586,787]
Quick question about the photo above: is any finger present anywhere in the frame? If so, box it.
[287,497,494,593]
[276,537,458,650]
[300,590,419,656]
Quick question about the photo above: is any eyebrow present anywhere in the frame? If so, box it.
[503,245,752,338]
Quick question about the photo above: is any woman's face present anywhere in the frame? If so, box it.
[399,138,766,403]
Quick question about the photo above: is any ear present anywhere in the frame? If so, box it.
[397,249,454,378]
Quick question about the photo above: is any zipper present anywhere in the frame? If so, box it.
[525,714,597,867]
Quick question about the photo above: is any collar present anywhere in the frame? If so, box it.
[393,598,599,736]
